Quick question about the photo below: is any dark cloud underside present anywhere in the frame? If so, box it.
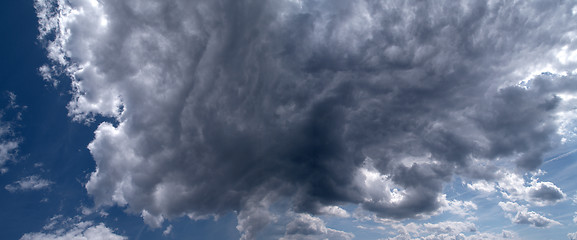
[36,0,577,238]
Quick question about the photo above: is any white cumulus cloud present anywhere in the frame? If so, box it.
[20,216,126,240]
[468,170,566,206]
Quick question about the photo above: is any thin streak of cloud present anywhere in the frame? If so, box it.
[5,175,54,192]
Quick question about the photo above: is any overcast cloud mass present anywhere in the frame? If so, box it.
[33,0,577,239]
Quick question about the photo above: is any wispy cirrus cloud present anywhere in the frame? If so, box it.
[20,215,126,240]
[5,175,53,193]
[0,92,24,173]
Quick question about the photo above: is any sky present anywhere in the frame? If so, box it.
[2,0,577,239]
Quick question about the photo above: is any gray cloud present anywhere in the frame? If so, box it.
[36,0,577,238]
[236,194,278,240]
[280,213,354,240]
[528,181,566,205]
[499,201,560,228]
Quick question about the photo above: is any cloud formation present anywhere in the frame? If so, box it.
[20,215,126,240]
[468,170,567,206]
[385,221,518,240]
[569,231,577,240]
[35,0,577,238]
[498,201,560,228]
[527,181,566,206]
[280,213,354,240]
[0,92,23,173]
[5,175,54,192]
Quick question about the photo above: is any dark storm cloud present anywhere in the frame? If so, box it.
[36,0,577,238]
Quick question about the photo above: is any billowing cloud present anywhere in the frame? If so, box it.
[498,201,560,228]
[5,175,54,192]
[35,0,577,238]
[20,216,126,240]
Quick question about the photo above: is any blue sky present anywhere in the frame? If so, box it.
[2,0,577,239]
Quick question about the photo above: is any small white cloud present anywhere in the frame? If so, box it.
[80,207,93,216]
[0,139,19,169]
[498,201,560,228]
[571,194,577,205]
[20,216,126,240]
[0,92,24,171]
[387,221,519,240]
[162,225,173,236]
[423,221,476,234]
[79,206,108,217]
[43,215,63,231]
[467,180,496,193]
[5,175,53,192]
[318,205,350,218]
[7,92,18,109]
[38,65,59,87]
[141,209,164,229]
[441,198,478,217]
[496,171,529,201]
[569,231,577,240]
